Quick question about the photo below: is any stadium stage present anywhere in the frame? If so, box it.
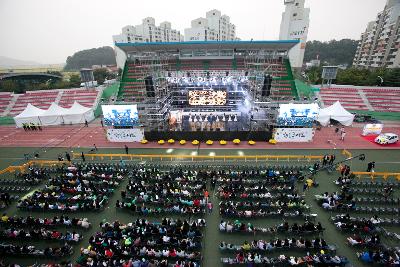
[144,130,272,141]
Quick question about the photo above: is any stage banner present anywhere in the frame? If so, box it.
[106,128,144,142]
[274,128,314,142]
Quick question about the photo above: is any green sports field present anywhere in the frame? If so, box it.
[0,147,399,267]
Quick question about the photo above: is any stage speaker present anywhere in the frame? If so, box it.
[261,75,272,97]
[144,76,155,97]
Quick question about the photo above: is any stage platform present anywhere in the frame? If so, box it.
[144,130,272,141]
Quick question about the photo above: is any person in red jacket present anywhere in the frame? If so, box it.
[204,190,209,203]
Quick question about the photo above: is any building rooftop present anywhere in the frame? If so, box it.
[115,40,299,53]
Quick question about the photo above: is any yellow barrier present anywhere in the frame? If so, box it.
[342,149,352,158]
[352,171,400,181]
[72,153,324,162]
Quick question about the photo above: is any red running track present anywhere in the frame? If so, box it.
[0,125,399,149]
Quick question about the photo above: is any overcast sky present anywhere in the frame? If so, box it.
[0,0,386,64]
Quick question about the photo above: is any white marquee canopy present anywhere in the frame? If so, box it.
[13,102,95,127]
[316,101,355,126]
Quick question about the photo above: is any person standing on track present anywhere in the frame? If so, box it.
[125,145,129,154]
[340,130,346,141]
[65,152,71,162]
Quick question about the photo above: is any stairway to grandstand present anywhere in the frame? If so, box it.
[118,62,147,102]
[0,93,13,115]
[118,58,298,101]
[318,86,400,113]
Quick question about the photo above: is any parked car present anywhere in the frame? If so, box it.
[374,133,399,145]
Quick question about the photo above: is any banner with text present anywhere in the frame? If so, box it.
[274,128,314,142]
[362,124,383,136]
[106,128,144,142]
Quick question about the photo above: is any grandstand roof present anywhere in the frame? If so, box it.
[0,72,62,81]
[116,40,299,53]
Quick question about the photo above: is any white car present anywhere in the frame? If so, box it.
[374,133,399,145]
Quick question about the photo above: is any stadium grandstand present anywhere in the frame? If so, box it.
[317,85,400,120]
[0,88,102,117]
[117,41,298,103]
[113,40,304,141]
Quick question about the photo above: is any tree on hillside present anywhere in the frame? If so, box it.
[304,39,359,66]
[305,67,322,84]
[46,70,62,77]
[69,74,81,87]
[304,66,400,86]
[93,68,116,85]
[64,46,116,71]
[0,80,18,92]
[93,68,108,85]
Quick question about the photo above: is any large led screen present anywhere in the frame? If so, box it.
[188,90,227,106]
[277,103,319,126]
[102,105,139,127]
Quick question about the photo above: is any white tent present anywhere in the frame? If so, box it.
[39,103,70,126]
[13,102,95,127]
[63,101,95,124]
[13,104,46,127]
[316,101,355,126]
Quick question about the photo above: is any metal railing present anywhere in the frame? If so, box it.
[71,153,324,162]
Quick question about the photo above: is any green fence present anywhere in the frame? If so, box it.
[295,79,319,99]
[352,110,400,121]
[0,116,15,125]
[94,82,120,117]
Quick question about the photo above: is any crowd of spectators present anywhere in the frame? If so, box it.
[118,167,208,215]
[220,237,335,252]
[219,220,324,235]
[0,213,90,229]
[318,168,400,266]
[17,163,125,212]
[221,252,349,265]
[0,228,82,243]
[76,218,204,267]
[358,248,400,265]
[0,243,73,258]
